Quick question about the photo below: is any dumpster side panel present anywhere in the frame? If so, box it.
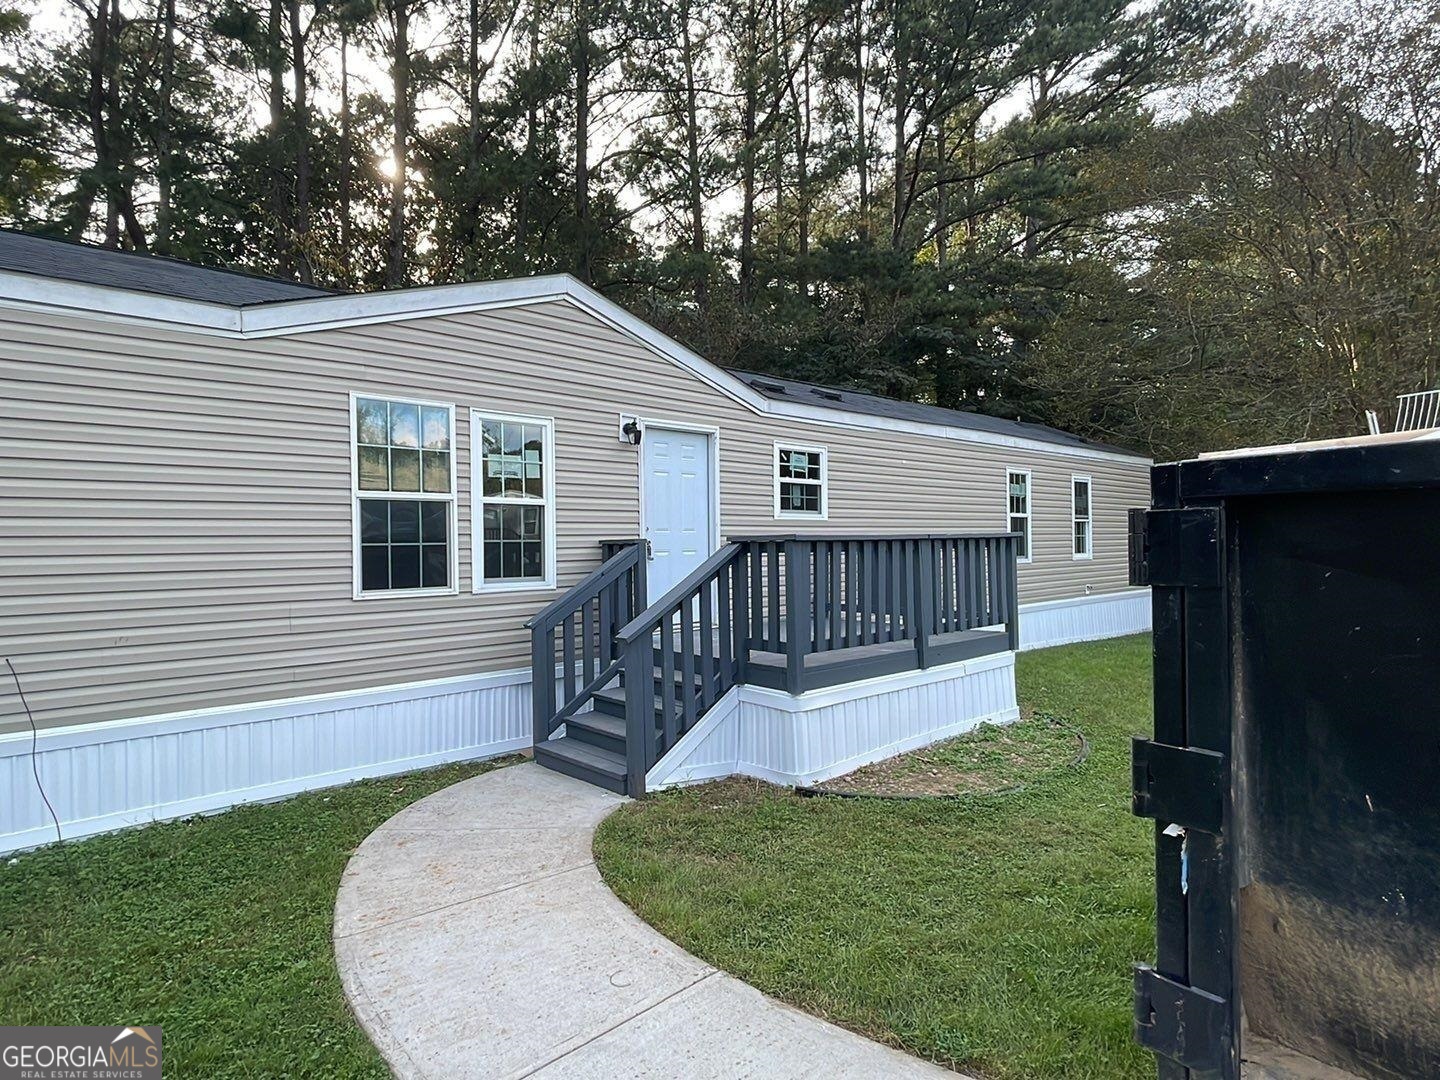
[1234,489,1440,1079]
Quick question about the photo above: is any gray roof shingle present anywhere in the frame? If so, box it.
[730,371,1146,458]
[0,230,335,306]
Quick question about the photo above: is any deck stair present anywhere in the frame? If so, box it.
[529,534,1020,796]
[533,664,710,792]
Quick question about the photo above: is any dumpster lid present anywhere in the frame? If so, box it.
[1161,430,1440,500]
[1198,428,1440,461]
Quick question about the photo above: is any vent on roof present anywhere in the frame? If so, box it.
[751,379,787,394]
[811,388,843,402]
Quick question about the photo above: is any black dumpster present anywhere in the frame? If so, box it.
[1128,442,1440,1080]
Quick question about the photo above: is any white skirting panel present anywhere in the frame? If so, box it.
[0,669,536,855]
[1018,589,1151,651]
[647,651,1020,790]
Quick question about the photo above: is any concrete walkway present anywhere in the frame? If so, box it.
[334,762,965,1079]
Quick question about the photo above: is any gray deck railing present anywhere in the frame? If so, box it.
[611,533,1019,793]
[613,543,749,793]
[528,540,646,748]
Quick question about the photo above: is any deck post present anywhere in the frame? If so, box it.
[530,624,554,748]
[1005,536,1021,652]
[623,632,650,795]
[915,539,935,669]
[634,542,648,615]
[784,539,810,695]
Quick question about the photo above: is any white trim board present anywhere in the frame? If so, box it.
[647,651,1020,790]
[0,269,1149,467]
[0,667,540,856]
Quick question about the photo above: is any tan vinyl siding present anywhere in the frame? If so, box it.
[0,300,1150,732]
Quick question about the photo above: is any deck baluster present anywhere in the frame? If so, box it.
[699,579,716,709]
[915,539,935,668]
[784,540,810,695]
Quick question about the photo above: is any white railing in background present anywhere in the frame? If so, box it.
[1394,390,1440,431]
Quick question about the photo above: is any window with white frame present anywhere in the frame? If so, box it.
[1007,468,1032,562]
[474,411,555,589]
[774,443,827,518]
[353,395,456,595]
[1072,475,1093,559]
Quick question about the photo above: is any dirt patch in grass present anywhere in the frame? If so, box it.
[807,712,1086,798]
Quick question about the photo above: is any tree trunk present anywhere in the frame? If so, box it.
[890,2,907,248]
[462,0,481,278]
[680,0,706,307]
[86,0,145,250]
[854,0,868,240]
[573,0,592,282]
[794,40,811,297]
[268,0,291,274]
[738,0,758,308]
[106,0,144,249]
[1022,70,1052,262]
[339,24,353,284]
[155,0,176,255]
[516,8,539,265]
[289,0,312,283]
[934,120,947,268]
[387,0,410,288]
[769,0,785,252]
[87,0,118,247]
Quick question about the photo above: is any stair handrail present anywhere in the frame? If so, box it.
[615,542,748,794]
[529,540,645,749]
[612,542,742,645]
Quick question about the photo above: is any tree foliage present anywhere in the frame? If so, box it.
[2,0,1435,457]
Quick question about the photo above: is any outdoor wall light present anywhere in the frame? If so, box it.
[620,418,642,446]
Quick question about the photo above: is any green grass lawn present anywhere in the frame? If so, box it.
[594,635,1156,1080]
[0,758,515,1078]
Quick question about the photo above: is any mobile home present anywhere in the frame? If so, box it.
[0,231,1150,852]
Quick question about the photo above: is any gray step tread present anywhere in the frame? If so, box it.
[566,711,626,741]
[534,736,626,778]
[593,684,694,716]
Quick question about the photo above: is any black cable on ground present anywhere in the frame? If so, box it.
[795,713,1090,802]
[6,658,64,847]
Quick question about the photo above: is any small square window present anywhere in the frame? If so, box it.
[775,444,826,518]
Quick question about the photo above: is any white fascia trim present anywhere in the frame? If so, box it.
[0,269,244,332]
[0,666,538,756]
[0,270,1150,466]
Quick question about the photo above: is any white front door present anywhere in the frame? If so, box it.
[642,426,715,604]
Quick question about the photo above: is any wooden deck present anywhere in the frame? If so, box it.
[532,534,1021,794]
[746,628,1010,690]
